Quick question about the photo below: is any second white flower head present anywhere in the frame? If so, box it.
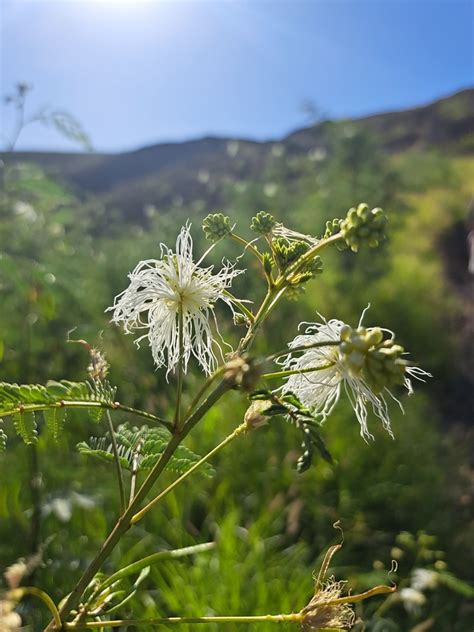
[108,223,243,375]
[279,313,430,440]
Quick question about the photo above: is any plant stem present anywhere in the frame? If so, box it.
[264,340,340,362]
[96,542,215,593]
[174,308,184,430]
[48,380,232,628]
[184,366,226,419]
[9,587,62,629]
[261,363,335,380]
[275,232,342,289]
[230,233,264,263]
[1,400,173,432]
[105,411,126,513]
[223,290,255,323]
[131,422,247,524]
[65,613,303,628]
[238,288,277,353]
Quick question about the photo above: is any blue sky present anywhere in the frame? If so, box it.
[1,0,472,152]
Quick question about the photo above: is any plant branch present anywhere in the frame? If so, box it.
[264,339,340,363]
[131,422,247,524]
[105,410,126,512]
[48,379,232,628]
[0,400,173,432]
[96,542,215,593]
[275,232,343,289]
[9,587,62,629]
[173,308,184,430]
[261,362,335,380]
[223,290,255,323]
[65,613,303,628]
[230,233,264,263]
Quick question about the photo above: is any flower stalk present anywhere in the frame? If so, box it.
[105,410,126,512]
[131,422,247,524]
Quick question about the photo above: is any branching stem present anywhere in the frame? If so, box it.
[262,362,335,380]
[105,410,126,512]
[131,422,247,524]
[65,613,303,628]
[1,400,173,432]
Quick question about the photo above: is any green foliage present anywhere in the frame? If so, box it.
[12,410,37,444]
[0,135,473,631]
[0,380,118,445]
[77,423,215,477]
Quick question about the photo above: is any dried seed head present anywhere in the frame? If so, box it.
[87,347,110,382]
[301,578,355,631]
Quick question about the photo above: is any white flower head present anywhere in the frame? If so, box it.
[108,223,244,376]
[279,312,430,440]
[400,587,426,614]
[411,568,438,592]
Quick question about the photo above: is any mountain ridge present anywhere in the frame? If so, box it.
[1,87,473,218]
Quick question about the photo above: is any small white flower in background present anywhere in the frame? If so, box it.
[399,587,426,615]
[109,223,243,376]
[279,313,430,440]
[411,568,439,591]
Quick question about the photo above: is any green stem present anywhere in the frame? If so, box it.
[275,233,342,289]
[49,380,232,628]
[264,340,340,363]
[96,542,215,594]
[184,366,226,419]
[9,586,62,629]
[238,288,277,353]
[65,613,302,628]
[1,400,173,432]
[131,422,247,524]
[223,290,255,323]
[230,233,264,263]
[261,363,335,380]
[174,308,184,430]
[105,411,126,513]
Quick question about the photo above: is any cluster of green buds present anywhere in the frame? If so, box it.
[250,211,276,235]
[272,238,323,282]
[340,325,407,393]
[324,218,348,251]
[202,212,232,242]
[340,203,387,252]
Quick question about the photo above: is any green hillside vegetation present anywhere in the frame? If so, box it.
[0,92,473,630]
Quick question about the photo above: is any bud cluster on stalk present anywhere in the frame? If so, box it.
[202,212,232,241]
[340,203,387,252]
[340,325,407,393]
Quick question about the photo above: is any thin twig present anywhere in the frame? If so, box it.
[105,410,126,512]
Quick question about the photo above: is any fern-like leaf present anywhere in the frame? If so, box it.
[77,423,215,478]
[0,380,118,444]
[13,410,37,445]
[0,422,6,451]
[43,408,68,442]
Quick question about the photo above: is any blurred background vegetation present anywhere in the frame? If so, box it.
[0,87,473,631]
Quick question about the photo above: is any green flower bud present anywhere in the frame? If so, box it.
[202,213,232,241]
[250,211,276,235]
[273,238,323,286]
[324,218,349,251]
[339,325,408,393]
[340,204,387,252]
[262,251,274,275]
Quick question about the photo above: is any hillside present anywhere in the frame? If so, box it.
[1,88,472,220]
